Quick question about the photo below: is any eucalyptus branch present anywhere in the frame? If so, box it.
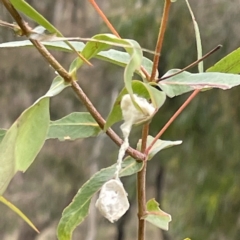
[88,0,120,38]
[150,0,171,81]
[137,123,149,240]
[1,0,145,161]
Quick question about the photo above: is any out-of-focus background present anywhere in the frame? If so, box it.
[0,0,240,239]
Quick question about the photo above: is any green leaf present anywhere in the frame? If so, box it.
[0,75,69,196]
[0,40,85,51]
[57,157,143,240]
[145,84,166,109]
[94,35,143,82]
[121,38,143,107]
[0,97,49,195]
[9,0,57,34]
[207,47,240,74]
[69,34,110,73]
[137,135,182,160]
[0,129,7,144]
[104,81,165,131]
[159,69,240,98]
[99,48,154,77]
[92,35,145,109]
[45,76,71,97]
[0,40,153,77]
[1,112,100,142]
[142,198,171,231]
[0,196,39,233]
[69,34,143,99]
[185,0,203,72]
[47,112,101,141]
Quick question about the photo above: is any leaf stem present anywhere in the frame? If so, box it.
[1,0,145,161]
[137,123,149,240]
[150,0,171,81]
[145,89,200,155]
[88,0,120,38]
[88,0,150,80]
[0,196,39,233]
[0,19,18,29]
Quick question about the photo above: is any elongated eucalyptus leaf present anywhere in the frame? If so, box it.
[137,135,182,160]
[120,38,143,105]
[0,40,154,76]
[0,74,70,195]
[0,129,7,144]
[0,196,39,233]
[185,0,203,73]
[207,47,240,74]
[15,97,49,171]
[0,97,50,195]
[47,112,101,141]
[159,69,240,98]
[0,40,84,51]
[142,198,171,231]
[57,157,143,240]
[104,81,166,131]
